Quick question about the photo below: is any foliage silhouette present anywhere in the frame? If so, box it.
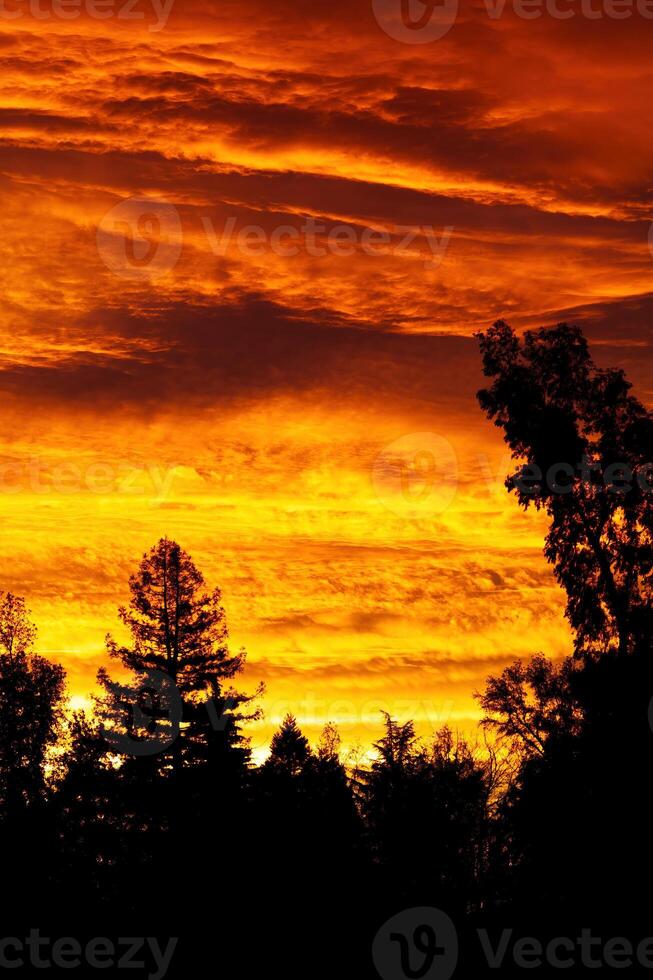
[0,593,65,920]
[478,320,653,656]
[476,321,653,932]
[96,537,260,775]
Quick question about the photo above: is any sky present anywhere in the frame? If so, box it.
[1,0,652,756]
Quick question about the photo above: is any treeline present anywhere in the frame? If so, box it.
[1,321,653,976]
[0,545,498,973]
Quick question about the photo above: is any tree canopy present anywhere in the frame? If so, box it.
[477,320,653,655]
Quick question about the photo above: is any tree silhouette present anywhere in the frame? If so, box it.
[477,320,653,655]
[359,714,490,912]
[0,592,37,658]
[82,539,264,935]
[254,715,369,974]
[477,322,653,926]
[105,537,244,691]
[307,721,363,859]
[4,384,651,979]
[97,537,259,771]
[0,593,66,921]
[477,654,583,759]
[316,720,341,760]
[55,711,124,910]
[0,592,65,814]
[264,712,311,777]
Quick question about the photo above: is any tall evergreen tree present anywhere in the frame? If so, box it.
[97,538,259,768]
[105,537,244,691]
[264,713,311,777]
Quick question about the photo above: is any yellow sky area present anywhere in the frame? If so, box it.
[0,399,571,754]
[1,3,649,759]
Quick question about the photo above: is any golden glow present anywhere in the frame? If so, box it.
[1,0,650,752]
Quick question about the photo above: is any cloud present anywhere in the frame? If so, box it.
[1,0,650,750]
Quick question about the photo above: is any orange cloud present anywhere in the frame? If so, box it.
[0,0,650,751]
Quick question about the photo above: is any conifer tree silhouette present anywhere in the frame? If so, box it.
[264,712,311,776]
[96,537,259,770]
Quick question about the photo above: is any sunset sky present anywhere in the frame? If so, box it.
[1,0,652,756]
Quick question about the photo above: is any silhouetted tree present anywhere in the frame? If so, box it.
[306,722,365,872]
[263,713,311,777]
[359,715,490,913]
[477,654,583,760]
[477,320,653,655]
[0,592,37,658]
[104,537,245,689]
[477,322,653,927]
[62,541,265,945]
[358,714,419,881]
[254,716,369,974]
[97,537,259,772]
[0,593,65,920]
[0,593,65,814]
[55,711,124,909]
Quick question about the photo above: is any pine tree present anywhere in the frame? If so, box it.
[97,538,260,769]
[105,537,243,692]
[265,713,311,777]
